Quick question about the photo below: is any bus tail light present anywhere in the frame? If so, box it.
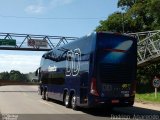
[90,78,99,96]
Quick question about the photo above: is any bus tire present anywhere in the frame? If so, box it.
[64,92,70,108]
[127,101,134,107]
[71,94,78,110]
[42,90,46,100]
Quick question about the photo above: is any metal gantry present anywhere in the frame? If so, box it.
[129,30,160,66]
[0,33,77,51]
[1,31,160,66]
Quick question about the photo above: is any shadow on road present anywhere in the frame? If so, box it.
[49,99,160,118]
[80,106,160,118]
[115,106,160,115]
[79,107,115,117]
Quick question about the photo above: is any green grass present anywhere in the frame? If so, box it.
[136,92,160,103]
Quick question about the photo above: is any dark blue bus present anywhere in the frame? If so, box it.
[36,32,137,110]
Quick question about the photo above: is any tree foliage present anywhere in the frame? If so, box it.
[117,0,136,10]
[0,72,10,80]
[0,70,29,82]
[96,12,123,32]
[96,0,160,33]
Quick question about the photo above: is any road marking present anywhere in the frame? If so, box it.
[39,100,54,107]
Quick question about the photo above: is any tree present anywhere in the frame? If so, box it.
[9,70,23,81]
[96,0,160,32]
[96,12,123,32]
[150,0,160,29]
[0,72,10,80]
[0,70,29,82]
[117,0,136,10]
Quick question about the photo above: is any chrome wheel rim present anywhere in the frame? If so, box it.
[72,96,76,108]
[65,94,69,106]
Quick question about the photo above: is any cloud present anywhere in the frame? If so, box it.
[25,4,45,14]
[49,0,73,7]
[25,0,73,14]
[0,54,41,73]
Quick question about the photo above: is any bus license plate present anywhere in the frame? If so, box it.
[111,100,119,104]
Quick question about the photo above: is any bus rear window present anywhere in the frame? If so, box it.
[97,33,136,64]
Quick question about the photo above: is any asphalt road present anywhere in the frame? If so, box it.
[0,85,160,120]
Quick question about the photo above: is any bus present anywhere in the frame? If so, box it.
[36,32,137,110]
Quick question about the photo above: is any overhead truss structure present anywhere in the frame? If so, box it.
[128,30,160,66]
[1,31,160,67]
[0,33,77,51]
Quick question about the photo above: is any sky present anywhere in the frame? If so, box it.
[0,0,119,73]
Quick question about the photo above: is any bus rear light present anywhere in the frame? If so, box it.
[111,100,119,104]
[90,78,99,96]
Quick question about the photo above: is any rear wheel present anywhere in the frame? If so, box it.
[127,101,134,107]
[64,92,70,108]
[71,94,78,110]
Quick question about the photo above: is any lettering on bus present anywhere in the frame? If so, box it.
[66,48,81,76]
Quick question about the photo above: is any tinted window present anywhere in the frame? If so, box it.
[97,33,136,64]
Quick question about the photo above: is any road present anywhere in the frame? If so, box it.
[0,85,160,120]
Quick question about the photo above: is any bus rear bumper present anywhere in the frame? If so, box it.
[88,96,135,108]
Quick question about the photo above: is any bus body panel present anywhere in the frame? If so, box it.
[39,33,96,107]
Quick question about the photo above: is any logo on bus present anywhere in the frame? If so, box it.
[66,48,81,76]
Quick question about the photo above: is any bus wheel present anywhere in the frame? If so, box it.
[42,90,46,100]
[64,92,70,108]
[127,101,134,107]
[71,94,78,110]
[45,91,50,101]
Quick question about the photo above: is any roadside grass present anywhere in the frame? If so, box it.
[135,92,160,103]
